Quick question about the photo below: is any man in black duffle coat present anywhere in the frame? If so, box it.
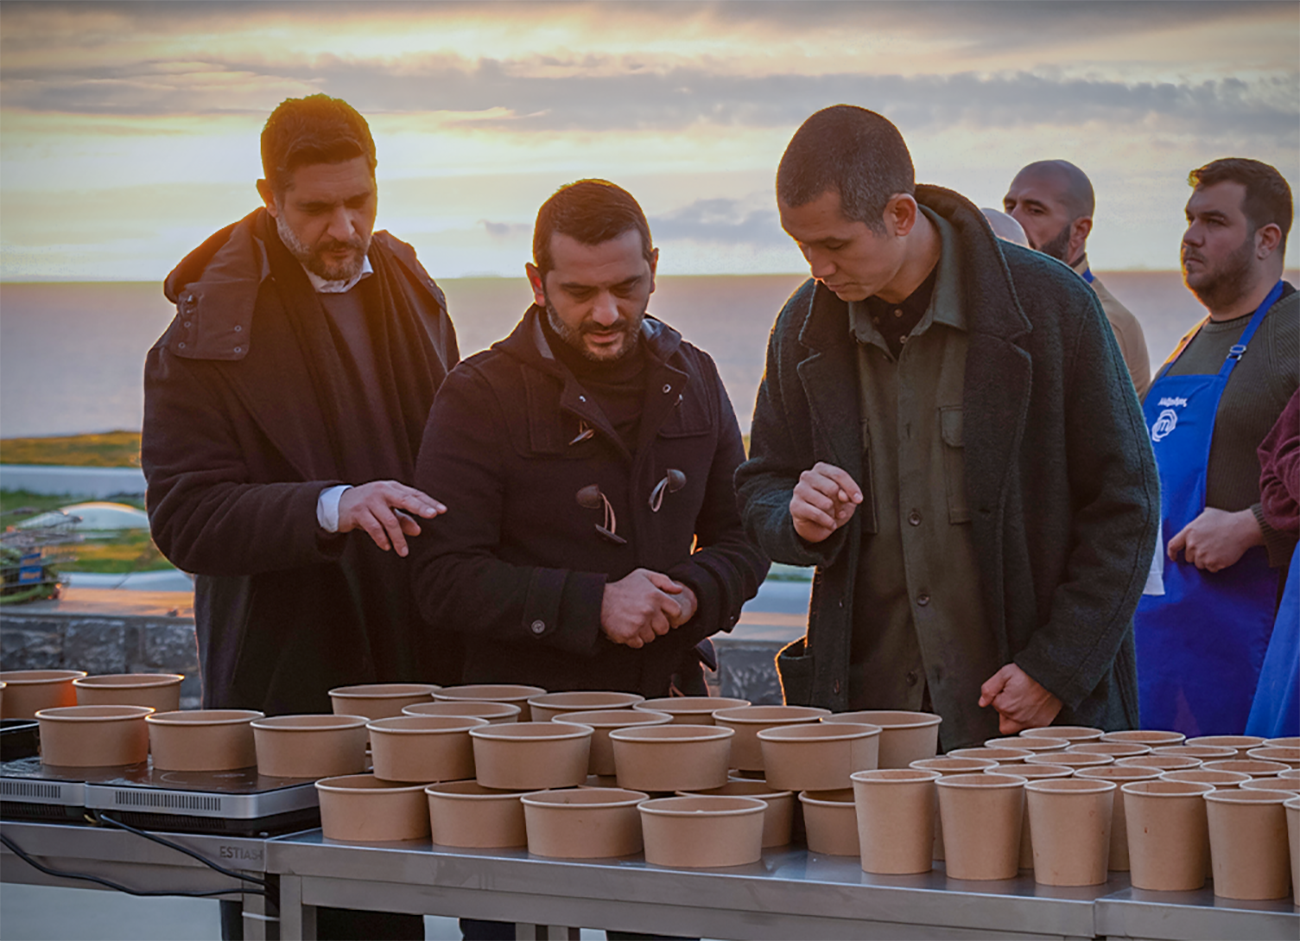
[736,107,1159,749]
[410,178,764,941]
[411,180,768,696]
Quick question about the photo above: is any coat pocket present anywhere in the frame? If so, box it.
[939,406,971,524]
[776,637,815,706]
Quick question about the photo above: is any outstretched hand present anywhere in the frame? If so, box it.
[337,481,446,557]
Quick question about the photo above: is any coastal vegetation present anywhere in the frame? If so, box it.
[0,431,141,467]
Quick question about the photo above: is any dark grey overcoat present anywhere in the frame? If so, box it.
[736,185,1159,731]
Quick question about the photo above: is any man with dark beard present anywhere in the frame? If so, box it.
[410,176,764,696]
[1004,160,1151,397]
[1134,157,1298,736]
[144,95,459,940]
[410,180,767,696]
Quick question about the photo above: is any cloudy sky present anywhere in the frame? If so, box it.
[2,0,1297,280]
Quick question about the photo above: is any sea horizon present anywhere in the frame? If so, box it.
[3,270,1296,441]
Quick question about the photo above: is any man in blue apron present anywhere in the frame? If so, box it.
[1136,158,1298,737]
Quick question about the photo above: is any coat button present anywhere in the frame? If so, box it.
[177,342,186,349]
[234,325,242,333]
[917,594,930,607]
[233,346,243,354]
[908,510,922,526]
[662,384,672,394]
[578,395,587,403]
[530,619,545,635]
[183,321,192,328]
[907,671,919,686]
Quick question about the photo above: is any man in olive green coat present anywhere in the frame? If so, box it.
[736,106,1158,749]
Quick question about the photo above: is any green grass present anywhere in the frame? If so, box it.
[0,430,141,467]
[1,489,174,574]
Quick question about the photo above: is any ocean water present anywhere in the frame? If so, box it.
[1,271,1290,441]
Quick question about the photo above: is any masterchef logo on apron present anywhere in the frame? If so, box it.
[1150,409,1178,442]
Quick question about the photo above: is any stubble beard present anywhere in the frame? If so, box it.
[1183,232,1255,313]
[545,297,644,362]
[275,212,370,283]
[1034,223,1073,263]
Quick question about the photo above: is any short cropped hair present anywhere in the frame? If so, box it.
[533,180,655,277]
[260,95,377,195]
[777,105,914,232]
[1189,158,1293,254]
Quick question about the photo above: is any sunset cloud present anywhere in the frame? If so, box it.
[7,54,1294,152]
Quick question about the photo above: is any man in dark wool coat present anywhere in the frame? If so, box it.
[411,180,768,698]
[736,106,1159,751]
[143,95,458,938]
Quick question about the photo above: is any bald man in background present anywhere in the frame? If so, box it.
[1005,160,1151,398]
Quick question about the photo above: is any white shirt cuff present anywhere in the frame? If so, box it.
[317,485,352,533]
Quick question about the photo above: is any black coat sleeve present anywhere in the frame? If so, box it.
[142,344,346,576]
[410,366,609,656]
[656,355,770,659]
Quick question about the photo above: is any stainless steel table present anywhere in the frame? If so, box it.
[1094,885,1298,940]
[268,835,1109,940]
[0,820,277,939]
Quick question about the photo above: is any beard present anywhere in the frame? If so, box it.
[1034,223,1073,262]
[275,212,370,283]
[545,298,644,362]
[1182,232,1255,312]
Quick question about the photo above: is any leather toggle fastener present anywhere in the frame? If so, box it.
[576,484,627,545]
[569,420,595,446]
[648,469,686,512]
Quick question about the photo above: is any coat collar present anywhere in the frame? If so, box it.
[789,184,1035,524]
[162,209,447,362]
[493,304,685,375]
[493,306,691,462]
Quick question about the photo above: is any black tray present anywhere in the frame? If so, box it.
[0,720,39,761]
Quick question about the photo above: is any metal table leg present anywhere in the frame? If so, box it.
[278,875,316,941]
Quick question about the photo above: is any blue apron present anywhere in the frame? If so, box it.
[1135,282,1285,736]
[1246,544,1299,737]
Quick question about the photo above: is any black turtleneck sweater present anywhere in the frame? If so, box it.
[540,313,649,454]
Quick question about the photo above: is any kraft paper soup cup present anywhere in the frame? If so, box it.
[433,684,547,721]
[403,701,521,724]
[527,691,644,722]
[638,796,765,867]
[250,714,369,779]
[146,709,263,771]
[521,787,648,859]
[633,696,749,725]
[469,721,592,790]
[825,710,941,768]
[328,683,439,720]
[713,705,831,771]
[74,673,183,713]
[0,670,85,719]
[316,774,431,842]
[367,714,488,783]
[37,704,153,766]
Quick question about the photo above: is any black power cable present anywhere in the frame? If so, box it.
[96,813,272,889]
[0,821,267,899]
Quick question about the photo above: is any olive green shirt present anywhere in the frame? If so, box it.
[847,208,1002,750]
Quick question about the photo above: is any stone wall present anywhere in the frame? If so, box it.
[1,594,201,709]
[0,590,785,711]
